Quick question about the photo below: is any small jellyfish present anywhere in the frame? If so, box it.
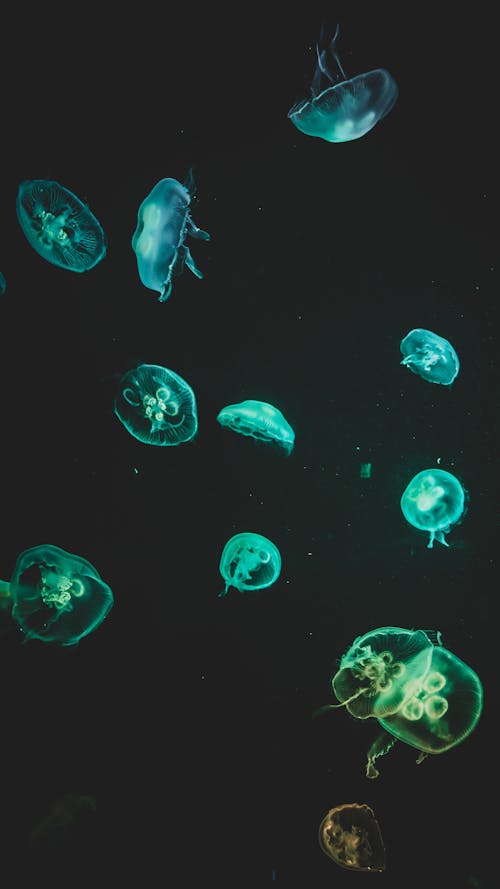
[0,544,113,645]
[16,180,106,272]
[316,627,483,779]
[288,24,398,143]
[114,363,198,446]
[318,803,386,872]
[132,170,210,303]
[401,468,466,548]
[217,400,295,455]
[218,532,282,597]
[400,328,460,385]
[0,271,6,296]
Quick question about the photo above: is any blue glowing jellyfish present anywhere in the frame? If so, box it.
[400,328,460,385]
[0,272,6,296]
[288,24,398,143]
[400,468,466,548]
[317,626,483,778]
[218,531,282,597]
[114,362,198,446]
[132,170,210,303]
[16,180,106,272]
[0,544,113,645]
[217,400,295,455]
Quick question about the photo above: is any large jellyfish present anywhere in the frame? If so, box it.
[288,24,398,143]
[217,400,295,455]
[400,468,466,548]
[316,626,483,778]
[0,544,114,645]
[132,170,210,302]
[400,328,460,385]
[218,532,282,597]
[114,363,198,446]
[318,803,386,872]
[16,180,106,271]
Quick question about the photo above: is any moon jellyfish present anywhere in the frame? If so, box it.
[132,170,210,303]
[16,180,106,272]
[401,468,466,548]
[0,544,114,645]
[288,23,398,143]
[114,363,198,446]
[217,400,295,455]
[316,626,483,778]
[218,532,282,597]
[318,803,386,873]
[400,328,460,385]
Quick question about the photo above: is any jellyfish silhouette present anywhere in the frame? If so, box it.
[318,803,386,872]
[401,468,466,548]
[315,626,483,778]
[132,170,210,302]
[217,400,295,455]
[288,23,398,142]
[218,532,282,597]
[16,180,106,271]
[0,544,114,645]
[114,363,198,446]
[400,328,460,385]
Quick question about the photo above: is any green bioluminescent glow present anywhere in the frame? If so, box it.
[218,532,282,597]
[400,468,466,548]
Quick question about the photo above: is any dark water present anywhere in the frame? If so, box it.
[0,6,497,887]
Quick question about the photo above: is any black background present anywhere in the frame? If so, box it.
[0,5,497,887]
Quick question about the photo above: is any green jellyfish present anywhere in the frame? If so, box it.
[218,531,282,597]
[217,400,295,455]
[0,544,114,645]
[400,468,466,548]
[114,363,197,446]
[316,627,483,778]
[16,179,106,272]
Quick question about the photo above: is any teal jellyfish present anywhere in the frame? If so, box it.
[218,532,282,597]
[318,803,386,873]
[217,400,295,455]
[288,24,398,143]
[400,468,466,548]
[114,363,198,446]
[400,328,460,385]
[0,271,6,296]
[316,627,483,778]
[0,544,114,645]
[132,170,210,303]
[16,180,106,272]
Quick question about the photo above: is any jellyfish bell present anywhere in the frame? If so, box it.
[400,328,460,385]
[216,400,295,455]
[16,179,106,272]
[400,468,467,548]
[318,803,386,872]
[1,543,113,645]
[288,23,398,143]
[114,363,198,446]
[132,170,210,302]
[218,531,282,597]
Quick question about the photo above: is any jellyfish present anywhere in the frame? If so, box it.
[216,400,295,455]
[400,328,460,385]
[316,627,483,778]
[114,363,198,446]
[0,271,6,296]
[132,170,210,302]
[400,468,466,548]
[16,180,106,272]
[218,532,282,597]
[0,544,114,645]
[288,23,398,143]
[318,803,386,872]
